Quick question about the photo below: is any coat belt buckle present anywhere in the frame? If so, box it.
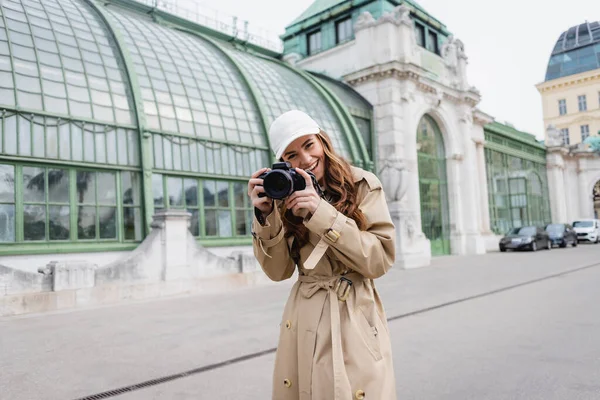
[334,276,352,302]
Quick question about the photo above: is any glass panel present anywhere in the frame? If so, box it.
[122,172,141,206]
[218,210,232,237]
[76,171,95,204]
[203,180,216,207]
[205,209,216,236]
[47,125,59,158]
[18,115,32,156]
[97,172,116,205]
[77,206,96,239]
[184,179,198,206]
[123,207,142,241]
[0,164,15,203]
[167,176,183,207]
[23,167,45,203]
[71,124,83,161]
[118,129,128,166]
[48,205,69,240]
[152,174,164,207]
[59,123,71,160]
[0,204,15,242]
[48,169,69,203]
[99,207,117,239]
[217,181,229,207]
[236,209,248,236]
[234,182,246,207]
[24,205,46,241]
[188,208,199,236]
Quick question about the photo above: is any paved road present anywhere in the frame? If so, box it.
[1,244,600,399]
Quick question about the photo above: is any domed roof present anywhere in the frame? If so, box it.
[545,21,600,81]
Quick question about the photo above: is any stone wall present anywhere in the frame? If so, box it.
[0,210,272,317]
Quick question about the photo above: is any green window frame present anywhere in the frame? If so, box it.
[484,149,551,235]
[307,30,322,55]
[75,170,118,241]
[152,174,252,240]
[0,161,142,245]
[22,165,71,241]
[335,17,353,45]
[0,164,16,243]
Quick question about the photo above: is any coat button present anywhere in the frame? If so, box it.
[285,320,292,329]
[355,389,365,399]
[283,379,292,388]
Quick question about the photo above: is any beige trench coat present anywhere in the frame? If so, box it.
[252,166,397,400]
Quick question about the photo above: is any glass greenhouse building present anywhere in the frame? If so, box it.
[0,0,374,255]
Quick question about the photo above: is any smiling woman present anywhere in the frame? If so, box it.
[248,110,397,400]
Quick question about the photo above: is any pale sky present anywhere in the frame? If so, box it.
[195,0,600,139]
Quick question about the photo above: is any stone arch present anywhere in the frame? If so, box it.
[410,104,458,158]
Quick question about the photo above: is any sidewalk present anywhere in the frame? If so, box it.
[1,245,599,400]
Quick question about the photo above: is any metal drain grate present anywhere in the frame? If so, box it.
[74,348,277,400]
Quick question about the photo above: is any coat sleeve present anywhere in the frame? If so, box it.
[303,176,396,279]
[252,206,296,282]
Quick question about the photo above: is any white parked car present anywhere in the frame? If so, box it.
[572,219,600,243]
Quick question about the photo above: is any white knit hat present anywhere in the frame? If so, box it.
[268,110,321,160]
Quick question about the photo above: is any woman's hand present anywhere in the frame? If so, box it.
[285,168,321,219]
[248,167,273,217]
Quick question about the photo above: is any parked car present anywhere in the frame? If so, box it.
[572,219,600,243]
[499,226,551,252]
[544,223,578,248]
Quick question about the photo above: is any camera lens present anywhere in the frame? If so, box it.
[263,171,293,199]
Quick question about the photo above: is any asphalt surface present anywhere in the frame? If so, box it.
[1,243,600,400]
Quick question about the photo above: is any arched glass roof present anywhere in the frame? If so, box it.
[312,73,372,117]
[0,0,135,125]
[0,0,366,171]
[226,48,352,159]
[106,9,266,147]
[545,21,600,81]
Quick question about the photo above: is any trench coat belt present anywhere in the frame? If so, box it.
[297,272,363,400]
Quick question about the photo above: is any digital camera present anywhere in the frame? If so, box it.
[258,162,321,200]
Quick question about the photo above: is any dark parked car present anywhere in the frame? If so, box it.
[544,223,578,248]
[499,226,551,252]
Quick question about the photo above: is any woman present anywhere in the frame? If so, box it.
[248,110,397,400]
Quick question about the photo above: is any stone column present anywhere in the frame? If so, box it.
[577,158,592,218]
[476,141,492,233]
[455,111,485,255]
[546,149,568,223]
[151,210,192,281]
[446,154,464,254]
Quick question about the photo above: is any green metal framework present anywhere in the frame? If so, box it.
[311,72,374,169]
[417,115,450,256]
[0,0,370,254]
[485,148,551,235]
[484,122,551,234]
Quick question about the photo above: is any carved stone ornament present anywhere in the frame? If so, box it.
[354,11,376,31]
[393,5,413,26]
[442,35,460,70]
[378,156,409,202]
[425,90,444,108]
[546,124,563,147]
[460,111,473,125]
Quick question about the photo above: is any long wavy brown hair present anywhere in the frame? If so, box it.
[279,130,368,250]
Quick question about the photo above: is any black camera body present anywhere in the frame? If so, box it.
[258,162,321,200]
